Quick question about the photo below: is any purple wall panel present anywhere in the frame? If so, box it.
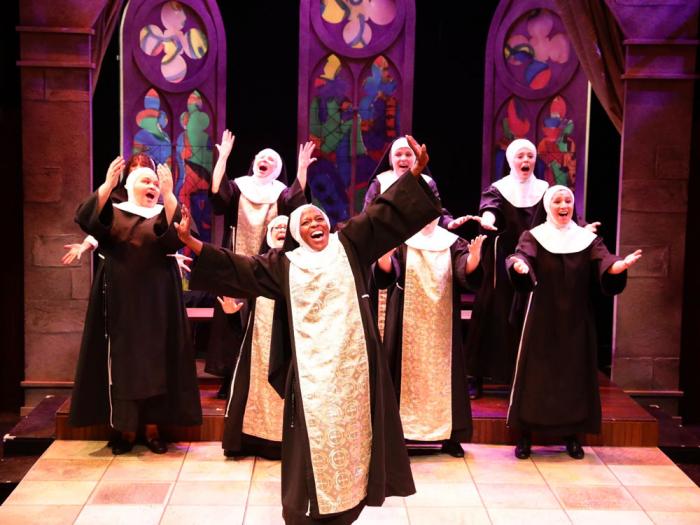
[298,0,415,224]
[121,0,226,248]
[483,0,589,210]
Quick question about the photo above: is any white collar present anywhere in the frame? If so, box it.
[285,232,343,270]
[530,220,596,254]
[235,176,286,204]
[405,223,458,251]
[113,201,163,219]
[492,174,548,208]
[376,171,433,193]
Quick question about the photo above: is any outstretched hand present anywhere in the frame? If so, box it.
[296,140,317,190]
[447,215,469,230]
[216,129,235,158]
[104,156,125,191]
[406,135,429,176]
[175,204,193,243]
[468,234,486,256]
[464,214,498,231]
[217,296,244,314]
[167,253,193,278]
[511,256,529,275]
[157,163,174,198]
[61,244,85,265]
[585,221,601,234]
[623,249,643,269]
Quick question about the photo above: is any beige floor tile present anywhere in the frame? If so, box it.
[566,510,654,524]
[23,458,111,481]
[488,507,571,524]
[112,442,188,460]
[0,505,82,524]
[248,480,282,506]
[553,485,640,511]
[354,505,408,524]
[647,511,700,524]
[251,458,282,481]
[608,465,696,487]
[469,459,546,485]
[169,480,250,505]
[74,504,164,525]
[537,463,620,486]
[184,441,230,461]
[381,496,407,507]
[593,447,673,466]
[625,486,700,512]
[410,455,472,483]
[103,458,183,481]
[464,443,524,463]
[88,481,172,505]
[477,482,561,509]
[160,505,246,524]
[406,506,492,525]
[243,505,285,524]
[3,480,97,505]
[179,458,254,481]
[404,482,483,507]
[41,440,113,459]
[530,446,602,465]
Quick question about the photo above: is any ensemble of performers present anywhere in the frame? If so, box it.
[63,133,642,524]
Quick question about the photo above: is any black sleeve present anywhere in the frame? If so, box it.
[590,237,627,295]
[75,191,114,242]
[478,185,506,230]
[453,237,483,291]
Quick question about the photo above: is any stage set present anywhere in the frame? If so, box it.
[2,0,700,524]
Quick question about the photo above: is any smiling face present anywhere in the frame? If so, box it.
[132,172,161,208]
[391,146,415,176]
[549,189,574,227]
[512,147,536,181]
[299,208,329,251]
[254,149,279,178]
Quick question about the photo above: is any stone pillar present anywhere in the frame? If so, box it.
[607,0,699,410]
[18,1,111,411]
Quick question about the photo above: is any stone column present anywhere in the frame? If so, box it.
[607,0,699,411]
[18,1,111,411]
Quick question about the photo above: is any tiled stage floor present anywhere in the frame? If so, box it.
[1,441,699,524]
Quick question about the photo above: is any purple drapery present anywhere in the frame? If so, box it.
[92,0,124,91]
[554,0,624,133]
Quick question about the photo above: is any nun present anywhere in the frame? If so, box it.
[178,136,440,525]
[206,131,313,398]
[69,157,202,454]
[506,185,641,459]
[220,214,289,460]
[374,218,485,457]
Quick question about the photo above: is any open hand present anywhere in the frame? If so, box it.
[298,141,317,171]
[468,234,486,256]
[175,204,193,243]
[167,253,193,278]
[585,221,601,233]
[464,214,497,231]
[157,163,174,198]
[217,296,244,314]
[447,215,469,230]
[61,244,84,265]
[104,156,125,191]
[623,249,642,269]
[216,129,235,158]
[406,135,429,176]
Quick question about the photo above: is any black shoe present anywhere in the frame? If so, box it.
[144,437,168,454]
[441,439,464,458]
[565,436,584,459]
[216,378,231,400]
[110,437,135,455]
[514,436,531,460]
[468,376,483,400]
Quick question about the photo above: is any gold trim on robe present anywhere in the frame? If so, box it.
[289,249,372,516]
[242,297,284,442]
[400,247,453,441]
[235,196,278,255]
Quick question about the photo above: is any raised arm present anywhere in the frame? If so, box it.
[96,156,125,214]
[157,163,178,225]
[295,140,316,191]
[211,129,235,194]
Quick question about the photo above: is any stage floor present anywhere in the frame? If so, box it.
[1,441,699,524]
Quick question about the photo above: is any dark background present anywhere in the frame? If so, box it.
[5,2,697,418]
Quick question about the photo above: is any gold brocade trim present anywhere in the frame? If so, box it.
[400,247,453,441]
[234,197,278,255]
[289,249,372,516]
[242,297,284,442]
[377,289,388,341]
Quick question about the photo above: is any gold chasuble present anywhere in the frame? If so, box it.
[400,246,453,440]
[235,196,278,255]
[289,243,372,516]
[241,296,284,441]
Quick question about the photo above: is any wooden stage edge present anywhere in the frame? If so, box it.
[55,375,658,447]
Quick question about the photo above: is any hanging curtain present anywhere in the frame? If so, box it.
[554,0,625,133]
[92,0,125,90]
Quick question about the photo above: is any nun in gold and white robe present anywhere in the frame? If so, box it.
[374,220,484,457]
[221,215,289,460]
[179,138,439,524]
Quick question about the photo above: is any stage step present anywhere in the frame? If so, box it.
[3,395,66,457]
[55,377,658,446]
